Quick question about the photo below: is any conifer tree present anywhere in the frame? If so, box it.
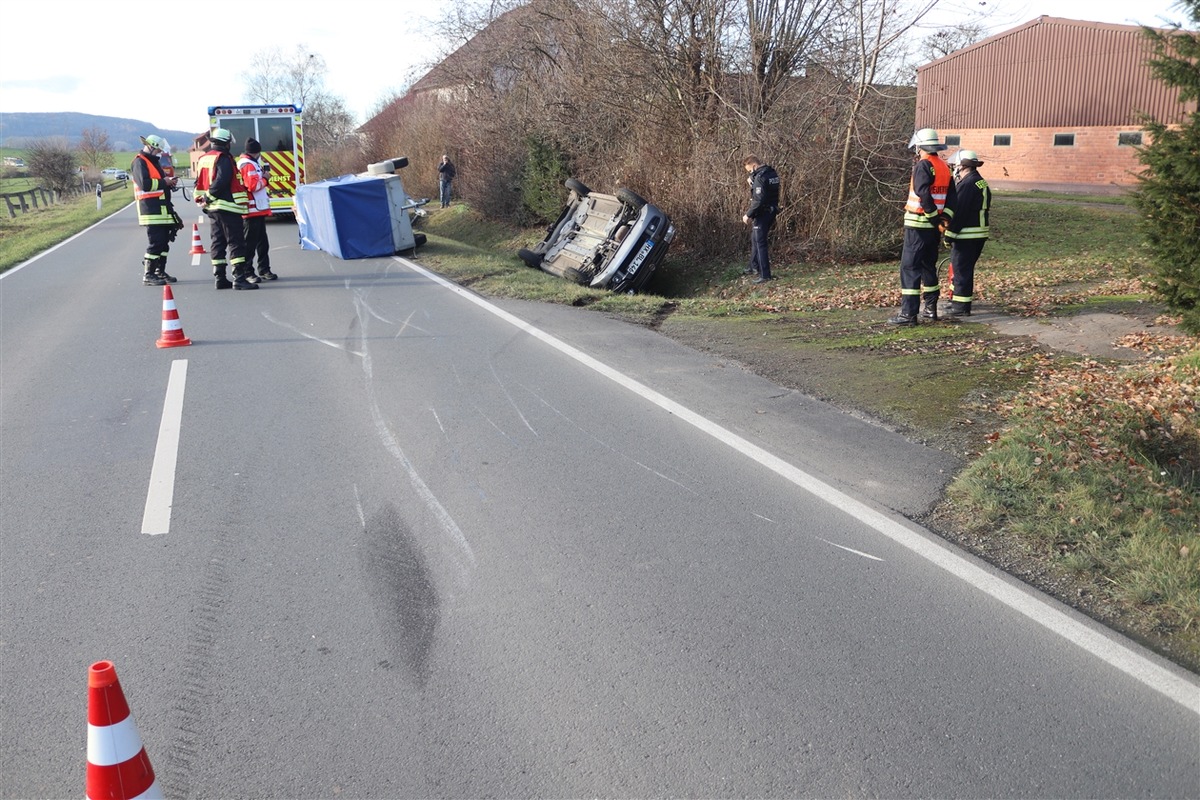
[1133,0,1200,333]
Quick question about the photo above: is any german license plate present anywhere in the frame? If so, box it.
[628,240,654,275]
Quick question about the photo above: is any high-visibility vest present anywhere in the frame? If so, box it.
[903,154,952,229]
[132,153,173,226]
[195,150,248,215]
[237,155,272,218]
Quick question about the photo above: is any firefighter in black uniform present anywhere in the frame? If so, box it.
[131,134,182,286]
[194,128,257,290]
[742,155,781,284]
[889,128,956,325]
[944,150,990,317]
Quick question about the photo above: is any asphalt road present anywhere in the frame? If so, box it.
[1,204,1197,798]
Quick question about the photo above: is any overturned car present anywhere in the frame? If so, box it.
[519,179,676,294]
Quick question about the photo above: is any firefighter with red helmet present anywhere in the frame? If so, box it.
[131,134,182,286]
[194,127,256,290]
[888,128,957,325]
[944,149,991,317]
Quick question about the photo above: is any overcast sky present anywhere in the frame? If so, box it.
[0,0,1189,138]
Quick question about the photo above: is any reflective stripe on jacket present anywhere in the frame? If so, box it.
[237,156,272,218]
[903,154,955,229]
[195,149,248,215]
[131,153,174,226]
[945,170,990,241]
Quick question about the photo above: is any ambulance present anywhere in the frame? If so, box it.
[200,104,304,215]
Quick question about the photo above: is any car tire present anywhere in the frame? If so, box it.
[617,188,647,210]
[565,178,590,197]
[518,247,543,268]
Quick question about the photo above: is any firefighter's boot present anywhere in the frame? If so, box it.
[142,260,166,286]
[213,265,233,290]
[231,266,258,290]
[156,257,177,284]
[947,301,972,318]
[886,312,918,327]
[920,292,939,321]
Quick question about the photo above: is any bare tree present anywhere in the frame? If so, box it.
[76,127,114,173]
[26,138,80,194]
[743,0,838,122]
[920,20,986,61]
[828,0,939,239]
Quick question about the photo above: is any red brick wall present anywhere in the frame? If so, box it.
[938,126,1147,186]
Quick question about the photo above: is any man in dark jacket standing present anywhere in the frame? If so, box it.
[944,149,991,317]
[742,155,781,284]
[438,155,456,208]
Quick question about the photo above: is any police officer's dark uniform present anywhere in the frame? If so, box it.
[743,156,781,284]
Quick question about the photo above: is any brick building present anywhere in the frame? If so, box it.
[915,16,1194,193]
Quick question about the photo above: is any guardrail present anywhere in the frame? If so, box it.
[2,186,58,218]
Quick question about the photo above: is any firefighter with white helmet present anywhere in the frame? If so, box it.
[944,149,990,317]
[888,127,957,325]
[194,128,257,290]
[131,134,182,286]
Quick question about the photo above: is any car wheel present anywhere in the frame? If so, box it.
[616,188,646,210]
[518,247,543,269]
[565,178,591,197]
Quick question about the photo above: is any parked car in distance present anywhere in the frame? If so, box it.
[101,168,129,180]
[519,178,675,294]
[3,157,26,168]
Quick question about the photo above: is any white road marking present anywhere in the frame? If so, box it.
[393,254,1200,714]
[141,360,187,535]
[815,536,885,561]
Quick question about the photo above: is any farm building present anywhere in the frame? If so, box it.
[915,16,1195,192]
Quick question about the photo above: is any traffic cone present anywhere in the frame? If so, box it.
[86,660,163,800]
[156,285,192,348]
[189,223,207,255]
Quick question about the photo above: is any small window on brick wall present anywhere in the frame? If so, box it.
[1118,131,1143,146]
[1054,133,1076,146]
[944,135,961,146]
[993,134,1011,146]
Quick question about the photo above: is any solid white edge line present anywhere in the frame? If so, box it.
[393,254,1200,714]
[141,360,188,535]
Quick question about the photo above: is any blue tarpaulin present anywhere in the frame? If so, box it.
[295,172,416,259]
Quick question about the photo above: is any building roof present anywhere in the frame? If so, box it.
[916,16,1193,129]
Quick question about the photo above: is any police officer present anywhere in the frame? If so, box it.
[944,150,990,317]
[130,134,181,286]
[889,128,956,325]
[194,128,257,290]
[742,155,781,284]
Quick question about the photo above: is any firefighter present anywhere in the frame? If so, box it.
[194,128,256,290]
[944,150,990,317]
[237,138,277,281]
[131,134,182,286]
[888,128,956,325]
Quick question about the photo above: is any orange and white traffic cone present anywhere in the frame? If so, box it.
[156,285,192,348]
[189,223,207,255]
[86,660,163,800]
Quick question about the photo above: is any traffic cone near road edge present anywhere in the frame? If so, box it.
[86,660,164,800]
[189,222,207,254]
[156,285,192,348]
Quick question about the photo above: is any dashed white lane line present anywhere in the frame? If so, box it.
[141,360,187,535]
[393,254,1200,714]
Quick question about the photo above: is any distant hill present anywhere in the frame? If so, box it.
[0,112,199,152]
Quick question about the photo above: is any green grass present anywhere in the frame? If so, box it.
[0,184,132,270]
